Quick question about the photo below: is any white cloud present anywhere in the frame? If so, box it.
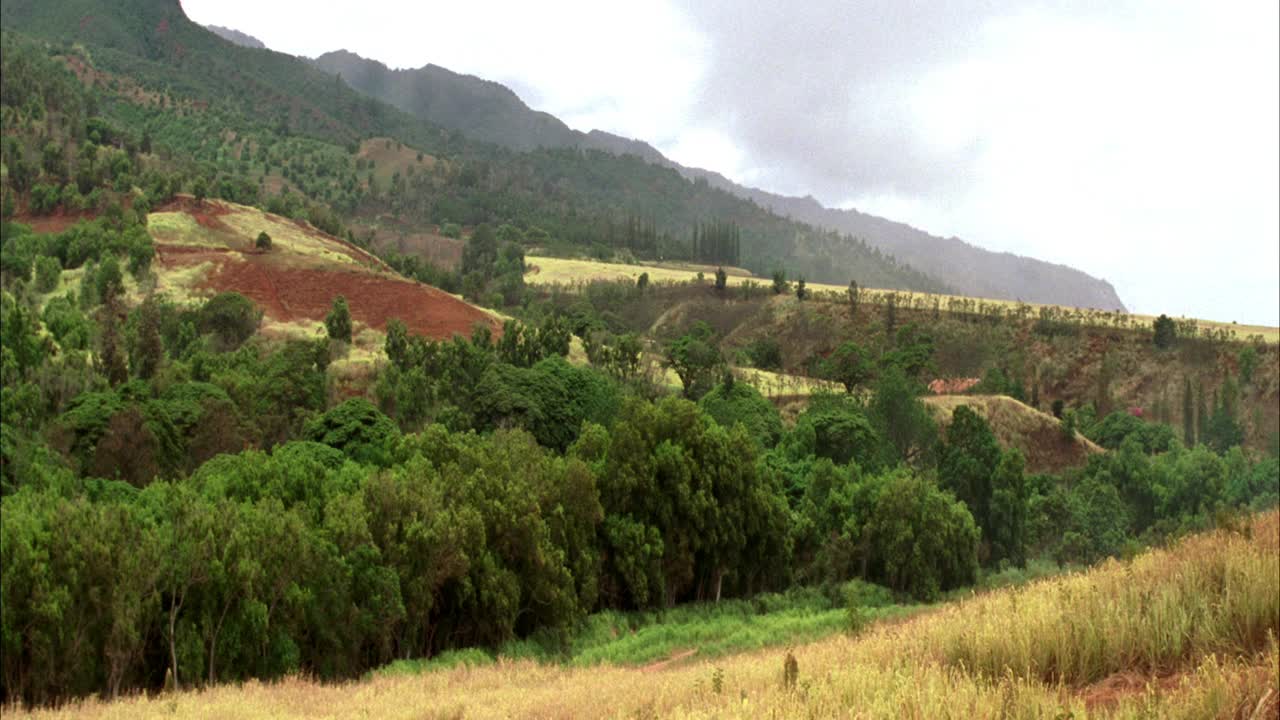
[182,0,1279,324]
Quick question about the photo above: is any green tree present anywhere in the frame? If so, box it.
[305,398,400,466]
[771,269,788,295]
[938,405,1001,540]
[325,295,353,343]
[823,341,873,394]
[795,278,807,301]
[1182,376,1196,446]
[199,292,261,351]
[664,322,723,400]
[95,255,124,305]
[97,300,128,386]
[384,318,411,370]
[255,231,272,251]
[34,255,61,293]
[864,471,979,600]
[869,365,936,467]
[698,381,784,448]
[134,295,164,380]
[714,266,727,292]
[988,449,1029,567]
[1152,314,1176,349]
[461,223,498,279]
[847,280,860,319]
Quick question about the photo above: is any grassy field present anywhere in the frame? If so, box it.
[12,512,1276,719]
[525,255,1280,344]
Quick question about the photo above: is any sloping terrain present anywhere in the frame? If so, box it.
[927,394,1105,474]
[310,48,1126,310]
[12,513,1276,719]
[148,197,499,340]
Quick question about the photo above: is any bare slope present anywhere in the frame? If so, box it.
[927,394,1104,474]
[148,197,499,341]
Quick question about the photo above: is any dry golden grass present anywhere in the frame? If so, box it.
[525,255,1279,344]
[13,513,1276,720]
[926,394,1106,473]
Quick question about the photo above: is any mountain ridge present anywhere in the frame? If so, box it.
[204,24,265,49]
[310,48,1126,310]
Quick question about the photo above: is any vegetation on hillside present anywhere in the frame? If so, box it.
[0,3,1277,715]
[7,513,1276,718]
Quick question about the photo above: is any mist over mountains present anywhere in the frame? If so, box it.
[307,48,1126,310]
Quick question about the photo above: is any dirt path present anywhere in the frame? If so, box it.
[639,649,699,673]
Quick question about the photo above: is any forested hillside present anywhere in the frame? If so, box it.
[309,48,1125,309]
[1,0,946,293]
[0,0,1276,713]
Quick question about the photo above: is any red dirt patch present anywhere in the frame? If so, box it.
[160,247,497,340]
[929,377,980,394]
[366,226,464,271]
[12,211,96,234]
[1078,671,1186,711]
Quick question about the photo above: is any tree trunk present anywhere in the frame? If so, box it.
[714,569,724,603]
[208,599,232,685]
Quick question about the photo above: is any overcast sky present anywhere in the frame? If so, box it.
[183,1,1279,325]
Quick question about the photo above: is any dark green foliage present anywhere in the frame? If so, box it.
[869,365,936,467]
[33,255,60,293]
[1182,376,1196,446]
[772,269,788,295]
[256,231,272,251]
[198,292,261,351]
[698,381,784,448]
[664,321,723,400]
[96,301,128,386]
[789,393,883,469]
[823,341,873,394]
[714,266,727,292]
[863,470,979,600]
[305,398,399,466]
[1,300,46,382]
[94,255,123,305]
[132,295,163,379]
[496,316,570,368]
[743,337,782,371]
[584,332,643,382]
[938,406,1001,535]
[577,396,790,608]
[41,295,91,350]
[795,278,807,301]
[1087,411,1177,454]
[1237,346,1259,385]
[1152,313,1176,349]
[325,295,353,343]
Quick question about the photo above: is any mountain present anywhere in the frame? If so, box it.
[0,0,946,295]
[204,24,265,49]
[312,50,1125,310]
